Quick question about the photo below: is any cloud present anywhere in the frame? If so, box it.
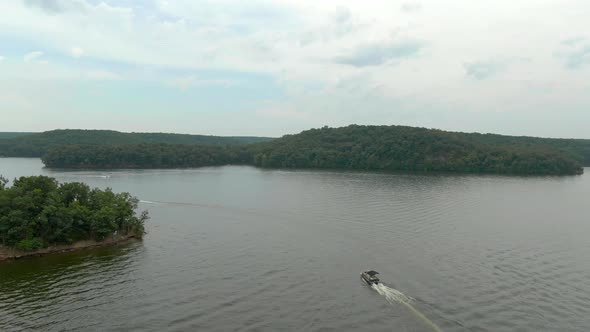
[0,56,4,62]
[23,51,44,62]
[558,37,590,69]
[464,61,503,80]
[463,58,529,80]
[23,0,89,14]
[401,2,422,13]
[561,36,585,46]
[331,7,361,37]
[334,40,423,67]
[564,46,590,69]
[23,0,62,13]
[70,47,84,58]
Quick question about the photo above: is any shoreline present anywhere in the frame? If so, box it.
[0,235,138,263]
[42,163,585,177]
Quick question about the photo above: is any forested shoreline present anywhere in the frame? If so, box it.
[0,175,148,252]
[0,129,273,158]
[43,143,251,169]
[41,125,584,175]
[2,127,589,166]
[250,126,584,175]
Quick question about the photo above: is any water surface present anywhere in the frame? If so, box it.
[1,158,589,331]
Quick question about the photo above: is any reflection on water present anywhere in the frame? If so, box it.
[0,158,589,332]
[0,243,142,331]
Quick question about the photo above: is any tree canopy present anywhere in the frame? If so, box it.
[0,176,148,251]
[461,132,590,166]
[250,125,583,175]
[0,132,34,140]
[42,143,250,169]
[41,125,584,175]
[2,127,589,166]
[0,129,273,157]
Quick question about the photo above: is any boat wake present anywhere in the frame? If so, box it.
[372,283,443,332]
[139,200,159,204]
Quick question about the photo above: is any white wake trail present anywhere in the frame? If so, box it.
[372,283,443,332]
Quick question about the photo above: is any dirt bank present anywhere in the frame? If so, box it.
[0,235,138,263]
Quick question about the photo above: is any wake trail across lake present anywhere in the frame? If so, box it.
[138,200,224,209]
[372,283,443,332]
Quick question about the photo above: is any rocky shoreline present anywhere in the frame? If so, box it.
[0,235,138,263]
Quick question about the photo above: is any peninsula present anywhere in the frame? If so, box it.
[38,125,585,175]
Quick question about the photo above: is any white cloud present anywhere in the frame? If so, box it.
[334,40,424,67]
[463,57,529,80]
[0,56,4,62]
[70,46,84,58]
[401,1,422,12]
[23,51,44,62]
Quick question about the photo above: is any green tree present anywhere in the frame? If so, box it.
[0,176,7,190]
[0,175,148,250]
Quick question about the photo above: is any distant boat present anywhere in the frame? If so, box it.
[361,270,380,285]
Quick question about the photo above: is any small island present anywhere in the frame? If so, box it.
[0,175,148,262]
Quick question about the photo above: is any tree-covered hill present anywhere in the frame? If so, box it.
[0,132,34,139]
[250,125,583,175]
[42,143,251,169]
[459,132,590,166]
[0,129,274,157]
[42,125,584,175]
[3,127,589,167]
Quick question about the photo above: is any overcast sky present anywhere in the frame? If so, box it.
[1,0,589,138]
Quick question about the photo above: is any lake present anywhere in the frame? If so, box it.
[1,158,589,332]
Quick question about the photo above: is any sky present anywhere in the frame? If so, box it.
[0,0,589,138]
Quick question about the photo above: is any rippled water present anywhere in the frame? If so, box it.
[1,158,589,332]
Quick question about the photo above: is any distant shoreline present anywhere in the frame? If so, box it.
[0,235,138,263]
[2,157,585,177]
[39,163,586,176]
[36,125,587,176]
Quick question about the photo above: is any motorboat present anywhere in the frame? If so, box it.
[361,270,380,285]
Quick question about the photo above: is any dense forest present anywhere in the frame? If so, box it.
[250,126,583,175]
[459,132,590,166]
[3,127,589,167]
[41,125,584,175]
[0,132,34,139]
[43,143,251,169]
[0,175,148,251]
[0,129,273,157]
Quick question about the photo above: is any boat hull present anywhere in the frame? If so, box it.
[361,273,379,285]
